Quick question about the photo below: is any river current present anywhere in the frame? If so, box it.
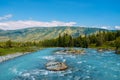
[0,48,120,80]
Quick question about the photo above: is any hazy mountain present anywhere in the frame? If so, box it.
[0,26,108,42]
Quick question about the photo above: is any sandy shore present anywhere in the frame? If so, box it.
[0,52,30,63]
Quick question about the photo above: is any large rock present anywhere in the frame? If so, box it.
[46,61,68,71]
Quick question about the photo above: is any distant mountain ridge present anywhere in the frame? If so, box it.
[0,26,108,41]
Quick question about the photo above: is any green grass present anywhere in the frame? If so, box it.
[0,46,42,56]
[89,44,115,50]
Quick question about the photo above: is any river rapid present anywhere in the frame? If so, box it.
[0,48,120,80]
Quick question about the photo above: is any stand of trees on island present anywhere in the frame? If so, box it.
[0,30,120,55]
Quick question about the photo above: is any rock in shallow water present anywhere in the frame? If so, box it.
[46,61,68,71]
[55,49,85,55]
[97,48,112,52]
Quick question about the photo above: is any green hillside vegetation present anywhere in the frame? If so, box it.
[0,30,120,55]
[40,30,119,47]
[0,27,107,41]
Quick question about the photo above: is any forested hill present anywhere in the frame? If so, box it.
[0,26,108,41]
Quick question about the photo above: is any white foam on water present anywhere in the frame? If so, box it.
[63,59,66,62]
[9,67,18,74]
[17,67,74,79]
[88,65,92,68]
[42,56,55,61]
[65,55,76,58]
[117,63,120,66]
[22,72,30,77]
[74,76,81,80]
[85,76,90,79]
[83,60,87,63]
[77,61,82,64]
[56,55,64,59]
[31,69,48,75]
[31,76,35,80]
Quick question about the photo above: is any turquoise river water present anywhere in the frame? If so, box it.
[0,48,120,80]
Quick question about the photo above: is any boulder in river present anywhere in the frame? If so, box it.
[46,61,68,71]
[97,48,104,52]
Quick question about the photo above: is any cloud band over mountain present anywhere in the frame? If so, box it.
[0,14,119,30]
[0,20,76,30]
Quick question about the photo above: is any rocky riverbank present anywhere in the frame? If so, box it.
[0,52,30,63]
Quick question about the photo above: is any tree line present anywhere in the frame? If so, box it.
[0,30,120,53]
[41,30,120,46]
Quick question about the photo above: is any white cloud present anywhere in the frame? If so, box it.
[101,26,120,30]
[0,14,12,21]
[115,26,120,30]
[100,26,120,30]
[101,26,109,29]
[0,20,76,30]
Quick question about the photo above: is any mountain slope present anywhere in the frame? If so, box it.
[0,26,108,41]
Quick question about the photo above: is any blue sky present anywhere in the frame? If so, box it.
[0,0,120,30]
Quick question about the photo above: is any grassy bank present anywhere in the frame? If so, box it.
[89,44,116,50]
[0,46,42,56]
